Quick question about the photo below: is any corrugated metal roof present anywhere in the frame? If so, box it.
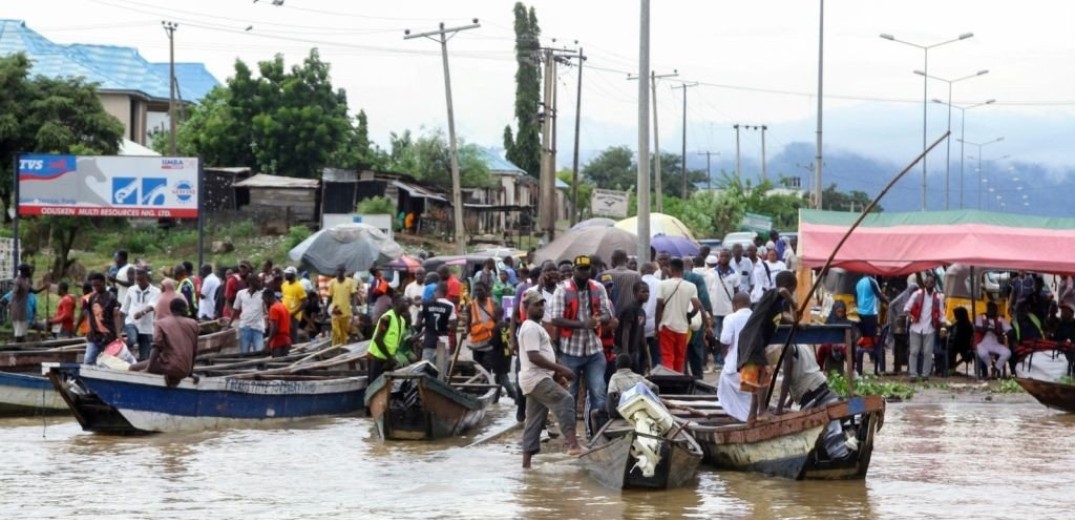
[233,173,319,189]
[0,19,218,102]
[392,180,447,202]
[478,148,527,176]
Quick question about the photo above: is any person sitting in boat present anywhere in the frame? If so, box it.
[518,290,582,468]
[817,301,851,373]
[1051,303,1075,375]
[769,342,856,461]
[130,298,198,387]
[974,302,1011,379]
[717,292,754,423]
[1007,301,1045,375]
[607,354,658,419]
[737,270,798,425]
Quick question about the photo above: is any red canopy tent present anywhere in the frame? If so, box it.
[799,209,1075,276]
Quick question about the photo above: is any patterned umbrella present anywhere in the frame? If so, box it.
[289,223,404,275]
[615,213,696,240]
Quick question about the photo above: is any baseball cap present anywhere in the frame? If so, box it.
[283,266,298,275]
[573,255,592,268]
[522,289,545,306]
[705,255,719,266]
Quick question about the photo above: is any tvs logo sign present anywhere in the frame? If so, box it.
[161,159,188,170]
[173,180,195,203]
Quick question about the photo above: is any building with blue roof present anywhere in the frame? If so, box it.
[0,19,219,146]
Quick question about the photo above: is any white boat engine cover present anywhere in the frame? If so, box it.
[617,383,675,477]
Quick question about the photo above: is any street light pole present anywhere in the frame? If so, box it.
[405,20,481,255]
[933,98,995,209]
[915,69,988,210]
[162,21,178,155]
[880,31,974,210]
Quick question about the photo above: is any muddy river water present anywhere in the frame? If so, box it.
[2,398,1072,519]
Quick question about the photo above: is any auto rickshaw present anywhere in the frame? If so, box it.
[942,264,1010,323]
[821,267,864,322]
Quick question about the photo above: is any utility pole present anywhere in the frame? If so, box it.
[636,0,651,261]
[696,151,719,191]
[405,20,481,255]
[733,124,741,181]
[569,47,586,226]
[672,82,697,199]
[536,45,580,242]
[739,125,768,181]
[629,70,676,212]
[162,21,178,155]
[815,0,824,209]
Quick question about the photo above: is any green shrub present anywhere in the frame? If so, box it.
[356,196,395,215]
[287,225,313,249]
[827,371,915,401]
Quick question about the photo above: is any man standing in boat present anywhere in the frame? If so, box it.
[121,268,161,361]
[550,255,614,435]
[770,340,856,461]
[737,270,798,424]
[519,290,582,468]
[718,292,754,422]
[264,290,293,358]
[83,272,125,365]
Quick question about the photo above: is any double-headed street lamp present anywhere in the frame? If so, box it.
[961,139,1005,209]
[932,98,995,209]
[915,69,988,210]
[880,31,974,211]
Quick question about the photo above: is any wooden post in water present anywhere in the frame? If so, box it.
[845,326,855,396]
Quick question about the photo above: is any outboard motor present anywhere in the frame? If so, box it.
[616,383,675,477]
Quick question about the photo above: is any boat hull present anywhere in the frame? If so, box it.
[1015,377,1075,413]
[48,364,367,434]
[0,371,68,416]
[579,429,702,490]
[690,396,885,480]
[366,362,496,441]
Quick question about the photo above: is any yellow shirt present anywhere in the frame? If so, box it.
[328,278,356,317]
[281,280,307,321]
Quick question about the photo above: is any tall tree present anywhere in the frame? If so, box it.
[386,128,491,188]
[582,146,636,190]
[330,109,387,170]
[822,183,880,212]
[505,2,542,177]
[0,53,125,277]
[656,152,708,198]
[157,49,350,178]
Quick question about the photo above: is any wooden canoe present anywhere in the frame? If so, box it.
[47,364,367,434]
[1015,377,1075,413]
[0,328,240,417]
[578,419,702,490]
[648,360,885,480]
[0,319,229,373]
[365,360,498,441]
[677,395,885,480]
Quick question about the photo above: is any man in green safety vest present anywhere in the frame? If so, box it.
[368,296,411,384]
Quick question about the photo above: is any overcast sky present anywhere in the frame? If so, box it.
[10,0,1075,174]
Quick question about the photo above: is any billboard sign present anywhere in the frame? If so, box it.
[17,154,200,218]
[590,188,629,218]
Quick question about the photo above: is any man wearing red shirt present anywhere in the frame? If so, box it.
[224,261,250,320]
[437,265,462,307]
[50,281,77,338]
[265,290,292,357]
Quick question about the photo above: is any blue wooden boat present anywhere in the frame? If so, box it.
[0,327,240,418]
[46,347,369,434]
[0,370,68,416]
